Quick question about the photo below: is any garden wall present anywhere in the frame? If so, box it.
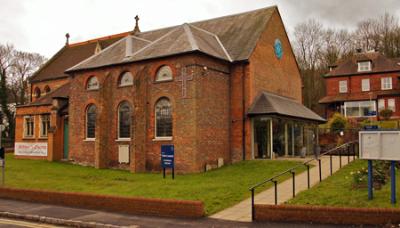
[0,187,204,218]
[255,204,400,225]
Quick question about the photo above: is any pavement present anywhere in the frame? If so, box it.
[210,155,355,222]
[0,198,346,228]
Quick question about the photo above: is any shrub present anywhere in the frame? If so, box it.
[379,109,393,120]
[328,113,348,134]
[351,161,390,189]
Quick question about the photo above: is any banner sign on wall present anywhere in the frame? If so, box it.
[15,143,48,157]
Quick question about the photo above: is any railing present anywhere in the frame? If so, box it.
[249,141,359,221]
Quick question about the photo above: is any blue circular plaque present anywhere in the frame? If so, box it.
[274,39,283,59]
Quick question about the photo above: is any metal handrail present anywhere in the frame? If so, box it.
[249,140,359,221]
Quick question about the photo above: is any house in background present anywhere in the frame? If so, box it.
[319,50,400,121]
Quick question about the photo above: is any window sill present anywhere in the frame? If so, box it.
[84,138,96,142]
[381,88,392,90]
[153,137,173,141]
[116,138,131,142]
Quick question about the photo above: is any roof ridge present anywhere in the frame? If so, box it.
[183,24,199,51]
[187,24,232,62]
[68,31,130,47]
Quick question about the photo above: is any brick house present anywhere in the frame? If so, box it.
[320,51,400,121]
[14,6,324,173]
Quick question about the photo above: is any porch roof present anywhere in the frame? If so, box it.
[319,89,400,104]
[248,91,326,123]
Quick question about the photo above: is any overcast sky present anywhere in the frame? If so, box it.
[1,0,399,58]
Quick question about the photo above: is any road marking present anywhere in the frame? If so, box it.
[0,218,62,228]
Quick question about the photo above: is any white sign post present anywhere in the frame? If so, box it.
[359,130,400,204]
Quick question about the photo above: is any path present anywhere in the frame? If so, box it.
[210,155,356,222]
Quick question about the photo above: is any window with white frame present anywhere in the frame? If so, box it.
[118,101,132,139]
[378,99,385,111]
[339,80,348,93]
[24,116,35,138]
[118,72,134,87]
[361,79,370,92]
[388,98,396,112]
[155,98,172,138]
[40,114,50,138]
[155,66,173,82]
[86,104,96,139]
[87,76,99,90]
[358,61,371,72]
[381,77,392,90]
[345,100,376,117]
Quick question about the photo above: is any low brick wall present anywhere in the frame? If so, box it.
[0,187,204,218]
[255,204,400,225]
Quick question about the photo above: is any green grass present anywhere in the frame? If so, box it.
[288,159,400,208]
[3,154,306,214]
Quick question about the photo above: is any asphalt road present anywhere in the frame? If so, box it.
[0,218,62,228]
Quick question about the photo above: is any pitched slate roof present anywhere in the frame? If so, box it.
[29,33,127,82]
[248,91,326,122]
[18,83,70,107]
[67,6,276,72]
[326,52,400,77]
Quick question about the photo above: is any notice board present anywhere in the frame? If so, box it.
[359,131,400,161]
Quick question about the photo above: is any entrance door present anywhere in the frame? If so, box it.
[253,117,272,159]
[63,118,69,159]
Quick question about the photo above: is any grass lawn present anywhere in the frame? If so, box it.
[3,154,306,215]
[287,159,400,208]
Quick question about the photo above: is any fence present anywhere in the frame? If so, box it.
[249,140,359,221]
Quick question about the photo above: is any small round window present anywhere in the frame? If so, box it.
[119,72,134,87]
[87,76,99,90]
[155,66,173,82]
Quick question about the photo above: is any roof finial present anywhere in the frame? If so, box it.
[133,15,140,34]
[65,33,70,45]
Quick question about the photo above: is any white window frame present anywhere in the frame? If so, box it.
[381,77,392,90]
[344,101,377,118]
[154,98,173,140]
[358,61,371,72]
[361,79,370,92]
[388,98,396,112]
[85,105,96,140]
[378,99,385,111]
[118,72,134,87]
[339,80,348,93]
[39,114,50,138]
[23,115,35,138]
[155,66,173,82]
[87,76,100,91]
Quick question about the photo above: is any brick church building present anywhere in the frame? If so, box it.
[14,6,324,173]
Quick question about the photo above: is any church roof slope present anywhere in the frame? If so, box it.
[248,91,326,122]
[66,6,276,72]
[18,82,70,107]
[29,34,127,83]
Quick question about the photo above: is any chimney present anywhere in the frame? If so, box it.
[133,15,141,34]
[65,33,70,46]
[125,36,133,58]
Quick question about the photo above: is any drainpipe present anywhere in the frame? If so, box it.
[242,64,246,161]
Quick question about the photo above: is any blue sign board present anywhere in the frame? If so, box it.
[364,125,378,130]
[161,145,174,169]
[367,111,377,116]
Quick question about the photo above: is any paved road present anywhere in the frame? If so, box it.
[0,198,345,228]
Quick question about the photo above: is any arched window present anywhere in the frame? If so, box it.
[119,72,134,87]
[155,65,173,82]
[155,98,172,138]
[86,104,96,139]
[118,101,132,139]
[87,76,99,90]
[34,88,41,98]
[44,86,51,94]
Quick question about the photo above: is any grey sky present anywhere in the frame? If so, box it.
[0,0,399,58]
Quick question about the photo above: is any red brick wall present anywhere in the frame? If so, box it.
[69,53,231,173]
[0,187,204,218]
[30,78,69,102]
[255,204,400,225]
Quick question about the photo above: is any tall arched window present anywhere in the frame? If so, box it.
[86,104,96,139]
[44,86,51,94]
[119,72,134,87]
[87,76,99,90]
[155,98,172,138]
[118,101,132,139]
[34,88,41,98]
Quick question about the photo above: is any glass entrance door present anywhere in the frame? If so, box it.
[253,117,272,159]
